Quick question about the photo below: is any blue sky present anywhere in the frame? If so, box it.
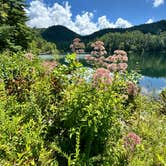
[25,0,166,35]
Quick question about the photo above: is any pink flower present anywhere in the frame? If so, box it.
[100,45,105,51]
[105,64,112,70]
[73,38,81,43]
[104,50,107,54]
[85,55,93,60]
[118,63,128,71]
[42,61,57,73]
[124,132,141,151]
[93,68,112,85]
[25,53,34,61]
[111,55,118,63]
[117,54,123,62]
[70,38,85,53]
[122,55,128,62]
[79,49,85,53]
[91,51,97,55]
[127,81,138,96]
[99,56,105,61]
[105,56,112,62]
[114,50,127,56]
[94,46,99,50]
[70,44,73,48]
[109,63,118,72]
[91,43,95,47]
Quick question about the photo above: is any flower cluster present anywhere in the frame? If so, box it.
[85,41,128,72]
[25,53,34,61]
[70,38,85,54]
[93,68,112,86]
[127,81,139,96]
[91,41,107,56]
[124,132,141,151]
[42,61,57,73]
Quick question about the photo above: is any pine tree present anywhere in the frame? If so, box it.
[0,0,31,51]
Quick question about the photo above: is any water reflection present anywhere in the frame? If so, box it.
[128,52,166,78]
[39,52,166,94]
[128,52,166,94]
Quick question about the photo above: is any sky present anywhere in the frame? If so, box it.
[25,0,166,35]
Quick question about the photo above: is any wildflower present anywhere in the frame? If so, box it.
[70,38,85,53]
[105,56,112,62]
[114,50,127,56]
[70,44,73,49]
[73,38,81,43]
[91,51,97,55]
[93,68,112,85]
[99,56,105,61]
[90,40,107,56]
[109,63,118,72]
[85,41,128,73]
[94,46,99,50]
[85,55,93,61]
[124,132,141,151]
[79,49,85,53]
[111,55,119,63]
[118,63,128,71]
[42,61,57,73]
[25,53,34,61]
[122,55,128,62]
[127,81,138,96]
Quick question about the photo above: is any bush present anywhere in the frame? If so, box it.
[0,52,165,165]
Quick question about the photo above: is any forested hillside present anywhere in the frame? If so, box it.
[40,20,166,53]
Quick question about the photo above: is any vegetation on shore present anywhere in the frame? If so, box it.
[0,52,166,165]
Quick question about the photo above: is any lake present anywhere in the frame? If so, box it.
[39,52,166,95]
[128,52,166,95]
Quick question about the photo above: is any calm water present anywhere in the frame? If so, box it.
[39,52,166,94]
[128,52,166,94]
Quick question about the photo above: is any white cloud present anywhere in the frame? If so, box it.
[145,18,154,24]
[153,0,164,7]
[114,18,132,28]
[97,16,116,29]
[26,0,133,35]
[26,1,52,28]
[75,12,98,35]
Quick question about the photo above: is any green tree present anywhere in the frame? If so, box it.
[0,0,31,51]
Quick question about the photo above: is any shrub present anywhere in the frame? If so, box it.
[0,51,165,165]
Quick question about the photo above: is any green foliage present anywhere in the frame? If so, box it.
[125,95,166,165]
[160,89,166,114]
[28,37,59,55]
[0,0,31,52]
[99,31,166,53]
[0,51,165,165]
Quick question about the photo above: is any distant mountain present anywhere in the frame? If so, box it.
[40,20,166,52]
[128,20,166,34]
[42,25,80,43]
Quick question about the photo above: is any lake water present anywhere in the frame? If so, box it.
[128,52,166,95]
[39,52,166,95]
